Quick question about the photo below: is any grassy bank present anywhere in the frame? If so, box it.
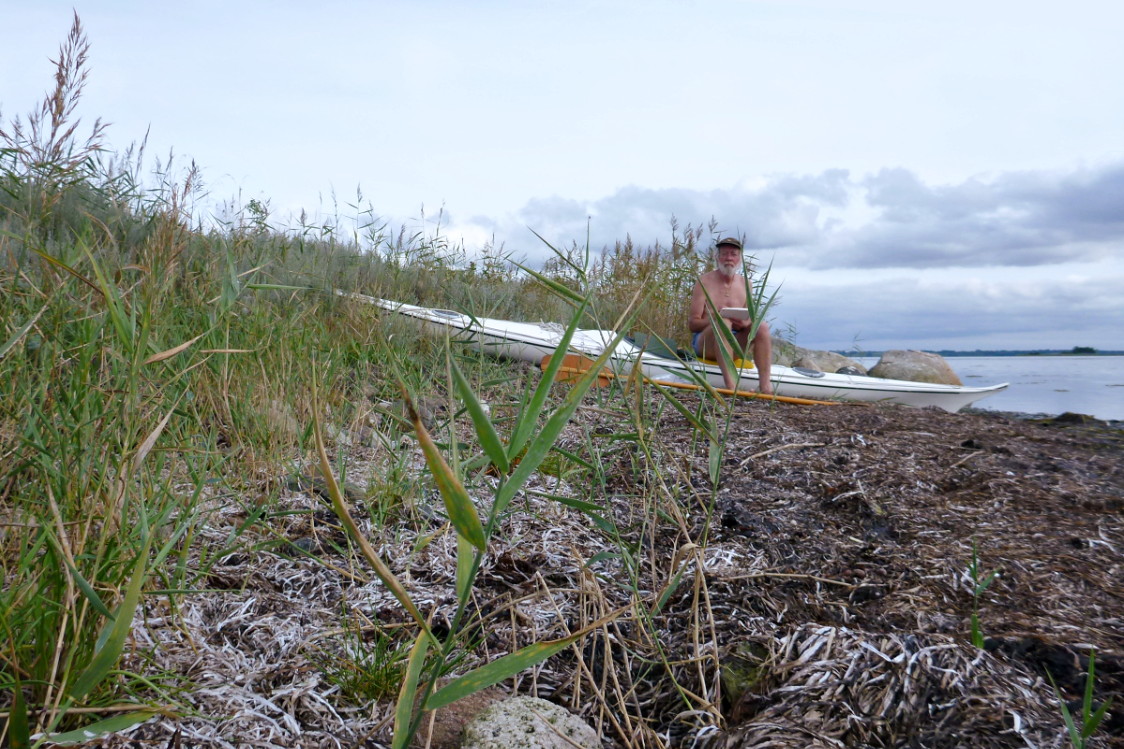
[0,18,751,746]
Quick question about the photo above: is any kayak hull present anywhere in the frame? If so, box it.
[360,295,1008,412]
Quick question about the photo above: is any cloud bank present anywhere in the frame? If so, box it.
[483,161,1123,269]
[448,161,1124,351]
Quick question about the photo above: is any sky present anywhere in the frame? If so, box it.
[3,1,1123,352]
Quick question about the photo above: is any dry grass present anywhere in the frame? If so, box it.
[29,398,1111,748]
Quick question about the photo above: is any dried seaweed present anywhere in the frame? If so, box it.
[68,402,1120,747]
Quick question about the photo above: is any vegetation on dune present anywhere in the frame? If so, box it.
[3,15,1118,749]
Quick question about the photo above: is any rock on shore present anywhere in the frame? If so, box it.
[773,340,967,386]
[772,339,867,374]
[869,349,963,386]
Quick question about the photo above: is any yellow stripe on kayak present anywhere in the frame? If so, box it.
[541,353,838,407]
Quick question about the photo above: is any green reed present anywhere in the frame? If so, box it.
[1048,650,1112,749]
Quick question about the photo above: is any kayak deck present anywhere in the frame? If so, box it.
[358,295,1009,412]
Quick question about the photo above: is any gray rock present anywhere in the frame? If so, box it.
[410,687,507,749]
[868,349,963,386]
[772,338,867,375]
[462,695,599,749]
[770,337,800,366]
[793,350,867,375]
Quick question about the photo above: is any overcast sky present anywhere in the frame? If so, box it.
[3,1,1122,351]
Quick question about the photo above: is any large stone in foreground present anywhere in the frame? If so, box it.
[411,687,507,749]
[462,696,599,749]
[868,349,962,386]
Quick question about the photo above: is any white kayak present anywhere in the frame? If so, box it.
[355,295,1008,412]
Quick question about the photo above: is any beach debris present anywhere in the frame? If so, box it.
[98,397,1120,747]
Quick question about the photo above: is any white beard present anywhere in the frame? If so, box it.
[717,263,738,279]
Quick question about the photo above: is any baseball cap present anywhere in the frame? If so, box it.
[715,237,743,251]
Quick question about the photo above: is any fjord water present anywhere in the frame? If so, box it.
[856,356,1124,421]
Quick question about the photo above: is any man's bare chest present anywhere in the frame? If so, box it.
[705,280,747,310]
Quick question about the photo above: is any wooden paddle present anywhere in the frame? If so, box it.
[540,353,840,406]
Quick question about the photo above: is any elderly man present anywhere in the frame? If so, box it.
[688,237,773,394]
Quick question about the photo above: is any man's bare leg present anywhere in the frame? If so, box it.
[752,321,773,395]
[699,323,748,391]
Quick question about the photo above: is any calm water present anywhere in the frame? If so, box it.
[855,355,1124,421]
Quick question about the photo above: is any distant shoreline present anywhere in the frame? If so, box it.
[837,350,1124,358]
[967,407,1124,430]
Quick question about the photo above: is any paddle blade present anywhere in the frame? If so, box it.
[541,353,613,387]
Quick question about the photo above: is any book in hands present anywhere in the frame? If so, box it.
[720,307,751,320]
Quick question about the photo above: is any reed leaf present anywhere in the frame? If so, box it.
[654,564,689,616]
[513,262,583,306]
[29,248,100,295]
[406,392,486,551]
[547,445,595,471]
[78,239,135,353]
[649,381,718,442]
[142,331,207,366]
[0,302,48,362]
[66,529,153,703]
[450,355,508,474]
[506,299,590,459]
[7,672,30,749]
[54,543,112,620]
[218,250,241,314]
[39,711,157,746]
[424,606,629,711]
[492,328,628,521]
[708,439,723,487]
[526,229,589,279]
[527,491,613,533]
[246,283,312,291]
[451,537,473,608]
[1047,651,1112,749]
[132,401,178,470]
[392,630,431,749]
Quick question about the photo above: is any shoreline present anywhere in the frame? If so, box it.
[966,406,1124,432]
[844,352,1124,358]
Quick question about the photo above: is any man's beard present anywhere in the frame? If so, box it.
[717,262,738,279]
